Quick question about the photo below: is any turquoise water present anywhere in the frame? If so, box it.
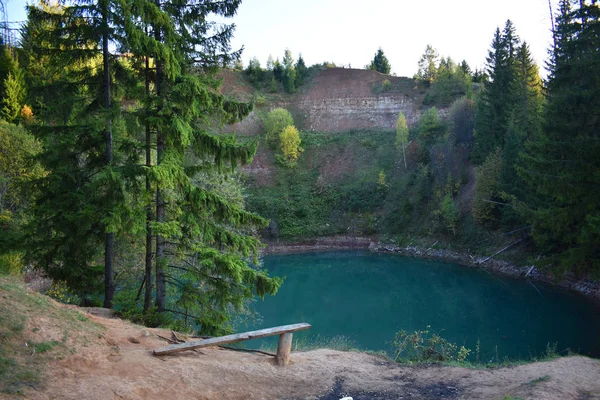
[243,251,600,361]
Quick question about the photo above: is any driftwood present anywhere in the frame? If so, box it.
[153,323,311,366]
[156,334,179,344]
[480,238,526,264]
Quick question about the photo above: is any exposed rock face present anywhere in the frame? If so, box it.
[295,95,419,132]
[221,68,425,135]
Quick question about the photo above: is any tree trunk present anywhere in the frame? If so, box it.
[144,52,153,312]
[154,23,166,312]
[402,141,407,168]
[101,1,114,309]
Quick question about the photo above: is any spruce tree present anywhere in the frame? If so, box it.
[23,1,135,304]
[368,47,391,74]
[295,54,307,87]
[473,23,519,163]
[518,0,600,274]
[132,0,281,330]
[1,70,25,123]
[499,42,543,226]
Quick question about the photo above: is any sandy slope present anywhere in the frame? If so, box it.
[10,307,600,400]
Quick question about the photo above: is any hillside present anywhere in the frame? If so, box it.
[216,68,537,267]
[2,278,600,400]
[220,68,426,135]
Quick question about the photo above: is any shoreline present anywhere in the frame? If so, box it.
[261,236,600,303]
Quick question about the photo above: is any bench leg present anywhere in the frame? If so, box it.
[276,332,293,366]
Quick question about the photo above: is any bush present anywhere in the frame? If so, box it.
[278,125,302,166]
[393,326,471,363]
[263,108,294,146]
[418,107,445,143]
[449,97,475,147]
[433,192,459,235]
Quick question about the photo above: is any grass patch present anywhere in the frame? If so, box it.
[33,340,61,354]
[0,277,105,394]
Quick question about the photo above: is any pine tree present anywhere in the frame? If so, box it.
[518,0,600,274]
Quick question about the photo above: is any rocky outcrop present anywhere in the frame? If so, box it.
[222,68,426,135]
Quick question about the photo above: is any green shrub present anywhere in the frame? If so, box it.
[393,326,471,363]
[263,108,294,146]
[278,125,302,166]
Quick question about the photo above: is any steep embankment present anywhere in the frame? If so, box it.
[2,279,600,400]
[220,68,425,135]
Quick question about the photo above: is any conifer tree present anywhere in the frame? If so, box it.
[499,42,542,226]
[473,22,519,163]
[1,70,25,123]
[518,0,600,274]
[295,53,307,87]
[23,1,136,305]
[368,47,391,74]
[416,45,439,83]
[134,0,281,329]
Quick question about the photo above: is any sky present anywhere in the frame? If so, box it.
[5,0,559,77]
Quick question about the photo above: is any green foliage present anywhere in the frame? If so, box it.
[245,57,263,85]
[415,45,439,83]
[423,57,472,106]
[472,21,521,164]
[0,121,43,274]
[418,107,445,143]
[377,169,387,188]
[517,1,600,275]
[295,54,308,87]
[1,70,26,123]
[0,121,43,212]
[448,97,475,147]
[0,44,18,100]
[16,0,282,333]
[278,125,302,166]
[263,107,294,146]
[0,252,23,276]
[282,49,296,93]
[473,148,503,226]
[395,112,409,168]
[393,326,471,363]
[367,47,391,74]
[434,192,459,235]
[45,281,82,305]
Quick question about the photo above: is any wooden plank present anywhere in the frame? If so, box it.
[153,323,311,356]
[276,332,293,366]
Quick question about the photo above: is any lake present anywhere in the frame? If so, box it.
[241,251,600,361]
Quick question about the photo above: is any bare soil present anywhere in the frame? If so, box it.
[12,304,600,400]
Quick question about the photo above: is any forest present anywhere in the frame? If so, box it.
[0,0,599,336]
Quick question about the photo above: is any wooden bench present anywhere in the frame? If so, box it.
[153,323,311,366]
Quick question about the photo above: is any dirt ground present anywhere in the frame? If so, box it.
[11,307,600,400]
